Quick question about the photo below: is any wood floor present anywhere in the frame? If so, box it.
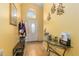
[23,41,48,56]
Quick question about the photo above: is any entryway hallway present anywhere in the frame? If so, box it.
[0,3,43,56]
[24,41,48,56]
[1,3,79,56]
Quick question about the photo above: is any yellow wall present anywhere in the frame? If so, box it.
[0,3,21,56]
[44,3,79,56]
[21,4,43,41]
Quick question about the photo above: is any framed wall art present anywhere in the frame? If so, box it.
[10,3,17,26]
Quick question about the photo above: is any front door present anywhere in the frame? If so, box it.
[25,9,38,41]
[27,18,38,41]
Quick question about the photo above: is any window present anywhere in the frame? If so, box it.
[27,8,36,19]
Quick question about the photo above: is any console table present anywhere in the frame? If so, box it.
[44,40,72,56]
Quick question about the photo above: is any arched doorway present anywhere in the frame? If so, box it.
[25,8,38,41]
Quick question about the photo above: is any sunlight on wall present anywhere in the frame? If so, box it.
[44,3,79,56]
[0,3,21,56]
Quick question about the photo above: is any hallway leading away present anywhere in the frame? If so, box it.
[24,42,48,56]
[0,3,43,56]
[1,3,79,56]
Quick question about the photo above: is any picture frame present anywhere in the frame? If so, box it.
[10,3,17,26]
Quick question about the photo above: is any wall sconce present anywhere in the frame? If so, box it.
[47,13,51,21]
[47,3,65,21]
[51,3,65,15]
[57,3,65,15]
[51,3,56,14]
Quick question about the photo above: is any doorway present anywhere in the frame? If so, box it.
[25,8,38,41]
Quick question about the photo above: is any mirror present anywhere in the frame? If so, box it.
[10,3,17,26]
